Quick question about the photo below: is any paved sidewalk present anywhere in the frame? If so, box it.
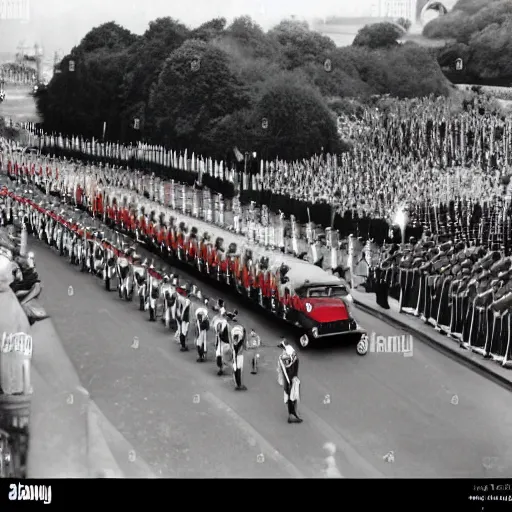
[351,288,512,390]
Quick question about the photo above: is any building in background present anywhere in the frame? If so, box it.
[372,0,416,20]
[0,0,30,22]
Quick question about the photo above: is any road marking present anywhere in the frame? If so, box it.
[86,402,124,478]
[203,391,305,478]
[88,400,157,478]
[323,442,343,478]
[98,308,115,320]
[303,406,384,478]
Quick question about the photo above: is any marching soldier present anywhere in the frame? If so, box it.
[146,262,160,322]
[160,274,173,326]
[278,340,302,424]
[132,255,147,311]
[231,325,247,391]
[177,292,191,352]
[247,328,261,374]
[195,298,210,362]
[214,315,230,376]
[213,298,238,321]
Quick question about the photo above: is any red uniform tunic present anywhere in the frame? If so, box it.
[207,245,215,268]
[200,242,208,263]
[220,254,228,274]
[76,185,83,206]
[167,229,174,250]
[211,248,219,269]
[262,272,271,298]
[157,226,165,245]
[291,294,303,312]
[188,237,198,259]
[97,194,103,216]
[242,264,250,289]
[255,271,264,294]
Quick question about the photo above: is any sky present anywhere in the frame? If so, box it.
[1,0,376,55]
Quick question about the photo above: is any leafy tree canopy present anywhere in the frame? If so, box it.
[38,14,452,160]
[352,22,404,49]
[75,21,138,54]
[148,39,248,155]
[423,0,512,79]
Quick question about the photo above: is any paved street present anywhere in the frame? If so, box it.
[33,238,512,478]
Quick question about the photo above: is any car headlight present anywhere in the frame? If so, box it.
[311,327,319,338]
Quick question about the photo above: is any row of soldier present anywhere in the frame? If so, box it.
[375,234,512,366]
[2,152,378,286]
[0,182,304,424]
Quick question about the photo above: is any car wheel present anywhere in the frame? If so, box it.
[356,334,369,356]
[299,333,310,348]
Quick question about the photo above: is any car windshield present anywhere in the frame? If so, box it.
[306,286,348,298]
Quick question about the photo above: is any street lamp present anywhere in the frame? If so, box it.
[394,207,407,245]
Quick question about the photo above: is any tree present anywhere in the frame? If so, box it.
[76,21,138,54]
[39,14,457,157]
[119,17,190,140]
[396,18,412,32]
[224,16,280,60]
[204,108,260,159]
[147,39,249,153]
[372,44,451,98]
[436,42,470,68]
[424,0,512,79]
[353,23,404,49]
[423,0,512,43]
[268,19,336,70]
[466,19,512,78]
[191,18,227,42]
[37,48,130,140]
[252,75,342,160]
[453,0,502,15]
[301,47,374,100]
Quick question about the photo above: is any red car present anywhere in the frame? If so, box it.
[273,262,368,352]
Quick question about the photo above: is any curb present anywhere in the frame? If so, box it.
[86,402,124,478]
[29,316,127,477]
[353,298,512,392]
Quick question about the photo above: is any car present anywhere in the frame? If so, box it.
[273,262,368,352]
